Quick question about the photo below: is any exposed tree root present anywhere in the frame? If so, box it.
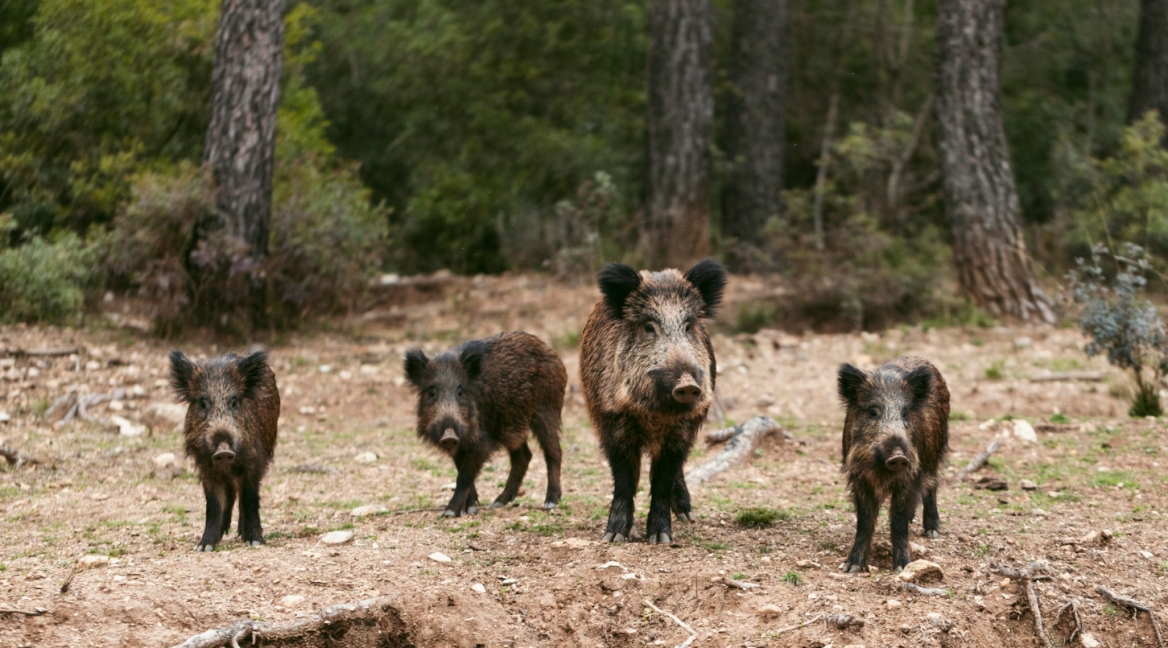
[956,438,1003,481]
[993,562,1053,648]
[687,416,785,487]
[643,599,697,648]
[1096,586,1164,648]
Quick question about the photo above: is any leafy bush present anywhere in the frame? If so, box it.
[1068,242,1168,416]
[0,217,99,324]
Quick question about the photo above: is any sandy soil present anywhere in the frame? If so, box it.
[1,273,1166,647]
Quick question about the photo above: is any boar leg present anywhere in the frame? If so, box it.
[601,443,641,543]
[921,481,940,538]
[491,441,532,509]
[239,479,264,547]
[530,414,563,509]
[889,488,920,570]
[444,451,486,517]
[196,481,230,552]
[646,445,686,545]
[671,471,695,522]
[843,487,879,572]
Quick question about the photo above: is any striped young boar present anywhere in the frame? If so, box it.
[837,356,949,572]
[405,332,566,517]
[169,351,280,551]
[580,258,727,545]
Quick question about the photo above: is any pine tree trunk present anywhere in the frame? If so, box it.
[641,0,714,269]
[722,0,789,251]
[1130,0,1168,136]
[197,0,285,325]
[933,0,1054,323]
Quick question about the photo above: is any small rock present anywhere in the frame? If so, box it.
[757,604,783,619]
[1140,550,1154,559]
[299,406,316,415]
[111,415,146,437]
[350,505,386,518]
[85,360,101,371]
[886,599,903,609]
[898,560,943,583]
[428,552,452,563]
[1014,336,1032,349]
[354,452,378,463]
[440,482,457,491]
[471,583,486,594]
[1031,508,1048,517]
[281,594,306,607]
[1020,479,1037,491]
[142,403,186,432]
[78,555,110,569]
[843,645,866,648]
[339,370,353,380]
[1101,528,1114,541]
[550,538,593,549]
[796,559,822,568]
[974,476,1008,491]
[1079,530,1099,544]
[318,365,333,374]
[1080,633,1101,648]
[501,577,519,585]
[320,531,354,545]
[1012,420,1037,444]
[153,453,177,468]
[0,411,10,423]
[910,542,928,555]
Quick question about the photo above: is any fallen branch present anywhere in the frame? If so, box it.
[0,446,35,468]
[1029,371,1104,383]
[48,389,137,428]
[0,607,46,616]
[956,438,1004,481]
[687,416,783,487]
[643,599,697,648]
[59,566,77,594]
[824,613,865,629]
[769,613,824,636]
[1053,599,1083,644]
[900,582,948,596]
[1,346,79,358]
[993,562,1053,648]
[171,595,405,648]
[721,576,759,590]
[1096,586,1164,648]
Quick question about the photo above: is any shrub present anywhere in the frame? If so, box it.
[0,218,99,324]
[1068,242,1168,416]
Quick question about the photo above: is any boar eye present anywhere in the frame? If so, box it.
[425,386,438,400]
[684,319,694,333]
[867,406,880,418]
[197,397,210,411]
[456,386,464,398]
[643,322,657,335]
[228,396,241,409]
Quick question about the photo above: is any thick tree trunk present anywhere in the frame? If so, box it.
[1130,0,1168,136]
[933,0,1054,323]
[197,0,284,324]
[722,0,789,248]
[641,0,714,269]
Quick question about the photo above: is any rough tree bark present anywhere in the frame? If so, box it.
[722,0,789,250]
[641,0,715,269]
[196,0,285,324]
[933,0,1054,323]
[1130,0,1168,139]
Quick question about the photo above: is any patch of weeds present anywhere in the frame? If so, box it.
[818,540,838,551]
[736,507,790,529]
[984,362,1005,380]
[950,410,972,422]
[265,531,290,541]
[690,534,728,551]
[735,301,777,334]
[781,571,803,586]
[553,330,580,351]
[1090,470,1136,488]
[1049,412,1071,424]
[973,544,993,557]
[732,571,748,580]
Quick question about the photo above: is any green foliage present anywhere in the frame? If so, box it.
[780,571,803,586]
[984,362,1005,381]
[735,507,790,529]
[1049,413,1071,424]
[0,222,99,324]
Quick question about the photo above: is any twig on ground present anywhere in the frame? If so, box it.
[769,614,824,636]
[687,416,784,487]
[1096,586,1164,648]
[956,438,1004,481]
[1028,371,1104,382]
[172,596,403,648]
[1053,599,1083,644]
[60,566,77,594]
[0,446,35,468]
[721,576,759,590]
[643,599,697,648]
[900,582,948,596]
[1,346,79,358]
[0,607,47,616]
[993,562,1053,648]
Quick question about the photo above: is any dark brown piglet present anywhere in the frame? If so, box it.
[170,350,280,551]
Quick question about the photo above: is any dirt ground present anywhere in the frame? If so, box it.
[1,273,1166,648]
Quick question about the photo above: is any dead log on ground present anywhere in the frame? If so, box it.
[955,438,1003,481]
[686,416,784,487]
[1096,586,1164,648]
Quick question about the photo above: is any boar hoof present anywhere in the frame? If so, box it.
[441,509,459,518]
[466,506,478,515]
[489,501,506,510]
[601,532,627,544]
[923,529,939,539]
[647,532,672,545]
[195,544,214,552]
[676,511,695,522]
[843,562,865,573]
[246,540,262,547]
[541,501,557,510]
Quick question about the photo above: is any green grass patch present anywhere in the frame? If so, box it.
[1090,470,1136,488]
[781,571,803,586]
[1048,412,1071,424]
[735,507,790,529]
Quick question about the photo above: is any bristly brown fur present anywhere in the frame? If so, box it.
[580,258,727,545]
[404,332,566,516]
[838,356,949,572]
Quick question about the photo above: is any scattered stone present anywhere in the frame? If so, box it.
[354,452,378,463]
[595,561,626,571]
[110,415,146,437]
[1020,479,1037,491]
[298,406,316,415]
[0,411,11,423]
[501,577,519,585]
[1079,530,1100,544]
[471,583,486,594]
[320,531,354,545]
[897,560,943,583]
[78,555,109,569]
[757,604,783,619]
[339,371,353,380]
[886,599,903,609]
[926,612,952,631]
[281,594,306,607]
[1031,508,1048,517]
[1012,419,1037,444]
[153,453,177,468]
[1139,550,1154,559]
[1101,528,1114,541]
[974,476,1008,491]
[428,552,452,563]
[550,538,593,549]
[1080,633,1101,648]
[440,482,457,491]
[1014,336,1032,349]
[796,559,821,568]
[350,505,386,518]
[318,365,333,374]
[843,645,866,648]
[909,542,928,555]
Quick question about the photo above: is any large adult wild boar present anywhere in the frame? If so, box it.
[837,356,949,572]
[580,258,727,545]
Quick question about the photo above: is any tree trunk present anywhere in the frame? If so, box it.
[722,0,789,250]
[641,0,714,269]
[933,0,1054,323]
[1130,0,1168,137]
[197,0,285,325]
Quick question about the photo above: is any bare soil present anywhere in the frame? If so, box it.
[1,273,1166,648]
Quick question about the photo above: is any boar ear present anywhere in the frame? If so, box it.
[904,365,933,409]
[459,341,488,380]
[237,351,269,397]
[684,258,727,318]
[597,263,641,318]
[404,349,429,388]
[837,363,867,406]
[169,350,195,403]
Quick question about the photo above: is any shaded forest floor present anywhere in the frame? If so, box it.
[1,273,1166,647]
